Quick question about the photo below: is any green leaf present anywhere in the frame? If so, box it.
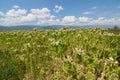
[76,54,83,63]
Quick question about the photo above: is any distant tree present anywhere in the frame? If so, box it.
[33,27,37,31]
[113,25,119,30]
[63,26,69,30]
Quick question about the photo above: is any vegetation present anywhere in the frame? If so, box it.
[108,25,120,34]
[0,28,120,80]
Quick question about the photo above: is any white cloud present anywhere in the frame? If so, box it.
[0,7,28,25]
[0,11,5,16]
[98,17,105,20]
[92,7,97,9]
[6,9,27,17]
[20,13,36,22]
[79,16,93,23]
[1,13,36,26]
[1,17,21,25]
[0,7,55,25]
[62,16,76,25]
[13,5,20,9]
[85,17,117,25]
[31,8,51,19]
[78,16,120,25]
[31,8,50,14]
[54,5,63,13]
[0,5,120,26]
[82,11,93,15]
[30,8,56,25]
[37,18,60,25]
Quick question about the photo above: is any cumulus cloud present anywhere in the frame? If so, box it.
[79,16,93,23]
[78,17,95,25]
[98,17,105,20]
[0,11,5,16]
[31,8,50,14]
[37,18,60,25]
[78,16,120,25]
[30,8,57,25]
[1,17,22,25]
[20,13,36,22]
[6,9,27,17]
[82,11,93,15]
[62,16,76,25]
[0,6,55,26]
[31,8,51,19]
[54,5,63,13]
[0,5,120,26]
[94,17,117,25]
[0,8,28,25]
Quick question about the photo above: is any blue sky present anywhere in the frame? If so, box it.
[0,0,120,26]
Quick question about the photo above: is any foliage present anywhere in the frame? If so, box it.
[108,25,120,34]
[0,28,120,80]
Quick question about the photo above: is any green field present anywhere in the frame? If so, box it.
[0,28,120,80]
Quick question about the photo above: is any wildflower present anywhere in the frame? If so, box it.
[103,32,115,36]
[79,49,85,54]
[115,61,119,64]
[74,48,79,52]
[37,45,40,48]
[42,35,45,38]
[48,38,55,42]
[64,55,73,62]
[74,47,85,55]
[109,57,114,61]
[6,42,11,45]
[23,43,31,48]
[104,61,107,65]
[77,34,81,37]
[19,55,24,61]
[13,48,18,52]
[51,40,61,46]
[27,43,31,48]
[55,40,60,45]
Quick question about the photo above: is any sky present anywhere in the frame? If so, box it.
[0,0,120,26]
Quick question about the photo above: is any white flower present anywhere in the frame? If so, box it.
[115,61,119,64]
[77,34,81,37]
[74,47,79,52]
[64,55,73,62]
[51,40,61,46]
[104,61,107,65]
[48,38,55,42]
[109,57,114,61]
[42,35,45,38]
[74,47,85,55]
[23,43,31,48]
[55,40,60,45]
